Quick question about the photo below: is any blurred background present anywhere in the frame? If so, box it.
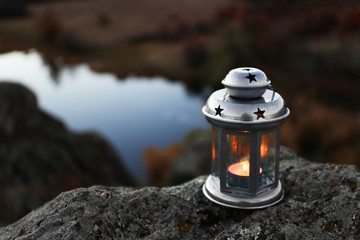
[0,0,359,225]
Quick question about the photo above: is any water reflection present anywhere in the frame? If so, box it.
[0,50,208,180]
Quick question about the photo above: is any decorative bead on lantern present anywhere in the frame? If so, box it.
[202,67,290,209]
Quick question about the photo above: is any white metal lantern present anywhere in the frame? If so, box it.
[202,67,290,209]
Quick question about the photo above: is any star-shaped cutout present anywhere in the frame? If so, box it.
[245,73,257,83]
[243,68,251,71]
[253,108,265,120]
[215,105,224,116]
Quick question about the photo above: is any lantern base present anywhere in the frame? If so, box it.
[203,175,284,209]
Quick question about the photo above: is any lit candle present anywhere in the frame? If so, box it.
[228,160,250,176]
[228,160,263,177]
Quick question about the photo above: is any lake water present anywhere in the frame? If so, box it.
[0,50,208,181]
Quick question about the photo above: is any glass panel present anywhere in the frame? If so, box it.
[211,127,220,178]
[226,133,251,189]
[259,131,276,188]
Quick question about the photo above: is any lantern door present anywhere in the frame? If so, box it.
[257,128,280,193]
[219,130,258,195]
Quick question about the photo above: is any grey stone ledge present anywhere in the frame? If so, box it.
[1,156,359,240]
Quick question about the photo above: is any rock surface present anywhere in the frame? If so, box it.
[1,148,359,239]
[0,82,135,226]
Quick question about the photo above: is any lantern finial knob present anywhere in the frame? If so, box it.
[221,67,271,98]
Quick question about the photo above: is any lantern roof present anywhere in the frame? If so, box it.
[222,67,270,89]
[202,67,290,129]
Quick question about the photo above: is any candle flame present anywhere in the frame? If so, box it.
[243,161,249,171]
